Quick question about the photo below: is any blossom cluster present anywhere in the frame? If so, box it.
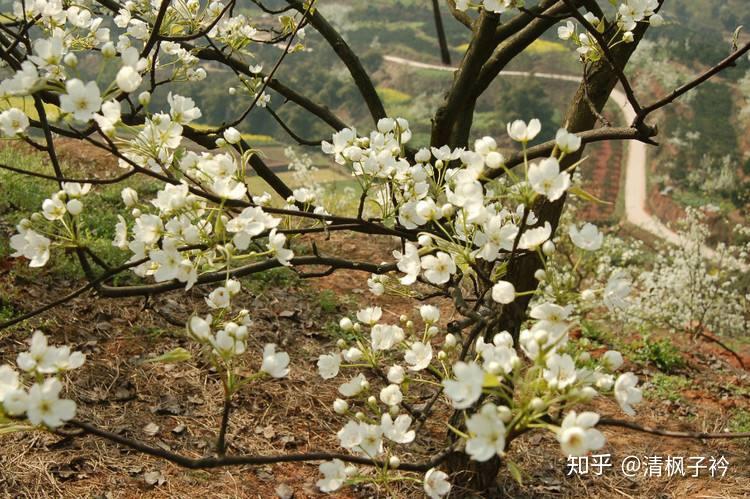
[185,279,290,395]
[312,297,641,496]
[615,208,750,337]
[10,182,93,268]
[0,331,84,429]
[557,0,664,58]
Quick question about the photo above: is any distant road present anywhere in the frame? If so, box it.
[384,55,719,258]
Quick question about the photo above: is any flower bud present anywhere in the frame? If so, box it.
[333,398,348,414]
[440,203,455,218]
[387,365,405,384]
[491,281,515,304]
[226,279,241,295]
[534,269,546,281]
[405,320,414,330]
[542,240,556,255]
[415,148,431,163]
[485,151,504,169]
[138,91,151,106]
[427,325,439,337]
[533,329,548,345]
[418,234,433,247]
[66,199,83,216]
[343,347,363,362]
[596,376,613,391]
[389,456,401,469]
[377,117,395,133]
[437,350,447,360]
[121,187,138,207]
[215,138,227,147]
[580,386,598,400]
[353,323,362,333]
[63,52,78,67]
[339,317,353,331]
[367,395,377,407]
[602,350,624,370]
[530,397,545,412]
[355,411,365,421]
[497,405,512,423]
[336,338,346,349]
[30,213,42,222]
[649,13,665,27]
[580,289,596,301]
[444,333,457,349]
[131,208,141,217]
[399,314,408,323]
[101,42,116,57]
[223,127,241,144]
[228,87,236,95]
[578,352,591,362]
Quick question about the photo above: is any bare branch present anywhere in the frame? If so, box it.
[635,41,750,126]
[69,419,454,472]
[598,418,750,440]
[432,0,452,65]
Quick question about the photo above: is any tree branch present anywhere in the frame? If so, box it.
[285,0,387,125]
[432,0,452,65]
[634,41,750,126]
[69,419,454,472]
[445,0,473,30]
[598,418,750,439]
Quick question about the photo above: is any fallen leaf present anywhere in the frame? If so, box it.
[275,483,294,499]
[143,423,160,436]
[144,470,166,486]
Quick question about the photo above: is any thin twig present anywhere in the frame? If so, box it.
[598,418,750,439]
[69,419,454,472]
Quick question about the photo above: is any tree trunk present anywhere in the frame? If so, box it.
[445,452,503,497]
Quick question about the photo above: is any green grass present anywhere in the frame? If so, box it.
[240,267,299,296]
[728,409,750,433]
[646,373,690,402]
[0,144,146,280]
[579,320,615,347]
[632,336,685,373]
[317,289,339,313]
[671,189,736,213]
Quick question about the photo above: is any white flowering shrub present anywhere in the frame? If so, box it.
[0,0,748,496]
[616,208,750,338]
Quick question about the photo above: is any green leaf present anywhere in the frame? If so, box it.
[507,460,524,486]
[483,372,500,387]
[143,347,192,364]
[569,185,612,205]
